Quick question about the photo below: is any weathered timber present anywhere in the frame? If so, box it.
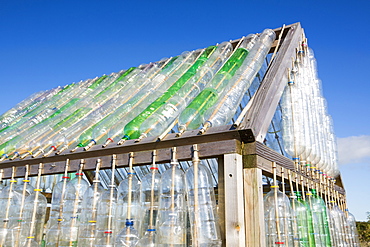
[244,168,265,247]
[239,22,303,142]
[219,153,246,247]
[0,125,249,177]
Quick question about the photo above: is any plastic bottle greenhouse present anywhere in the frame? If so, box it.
[0,23,360,247]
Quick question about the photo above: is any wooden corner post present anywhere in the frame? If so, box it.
[218,153,246,246]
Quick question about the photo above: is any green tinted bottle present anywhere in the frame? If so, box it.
[311,189,332,247]
[122,46,217,140]
[178,46,249,130]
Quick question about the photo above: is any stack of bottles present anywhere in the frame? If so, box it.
[0,29,275,161]
[281,39,340,178]
[264,182,361,247]
[0,147,222,246]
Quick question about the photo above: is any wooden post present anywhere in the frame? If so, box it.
[218,153,246,246]
[244,167,265,247]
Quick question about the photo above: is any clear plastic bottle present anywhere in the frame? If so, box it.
[115,174,142,237]
[44,221,63,247]
[0,86,60,136]
[264,186,295,246]
[185,159,221,246]
[58,164,89,246]
[94,186,118,247]
[71,57,180,149]
[157,160,187,246]
[14,163,47,246]
[19,188,47,245]
[83,61,169,149]
[44,173,75,246]
[77,165,105,246]
[8,172,35,247]
[346,209,361,247]
[98,52,197,146]
[139,166,161,236]
[329,202,349,246]
[137,229,157,247]
[115,219,139,247]
[0,178,22,246]
[46,174,71,228]
[94,155,118,247]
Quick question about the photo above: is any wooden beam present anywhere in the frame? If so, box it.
[243,141,294,170]
[219,153,246,247]
[239,22,303,142]
[244,168,265,247]
[0,125,251,173]
[243,141,346,195]
[218,156,226,246]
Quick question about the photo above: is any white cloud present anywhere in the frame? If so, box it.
[337,135,370,166]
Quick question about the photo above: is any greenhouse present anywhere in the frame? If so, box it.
[0,23,360,246]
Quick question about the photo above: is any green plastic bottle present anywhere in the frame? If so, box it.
[178,42,251,132]
[122,46,217,140]
[311,189,332,247]
[293,191,316,247]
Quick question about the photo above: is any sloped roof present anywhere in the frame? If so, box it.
[0,23,340,189]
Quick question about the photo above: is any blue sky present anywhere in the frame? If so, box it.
[1,0,369,220]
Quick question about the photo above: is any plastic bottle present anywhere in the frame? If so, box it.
[291,191,315,247]
[139,165,161,236]
[310,189,332,246]
[100,51,198,147]
[0,170,22,246]
[200,29,276,132]
[122,46,217,141]
[184,147,221,246]
[0,87,61,135]
[157,150,187,246]
[57,162,89,246]
[177,34,259,134]
[346,210,361,247]
[137,151,161,247]
[115,153,141,246]
[72,56,182,149]
[18,163,47,246]
[115,174,142,237]
[138,41,233,140]
[78,160,105,246]
[82,60,170,150]
[115,219,139,247]
[94,155,118,247]
[6,167,35,247]
[94,187,118,247]
[19,188,47,245]
[264,185,295,246]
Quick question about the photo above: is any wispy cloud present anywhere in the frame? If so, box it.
[337,135,370,166]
